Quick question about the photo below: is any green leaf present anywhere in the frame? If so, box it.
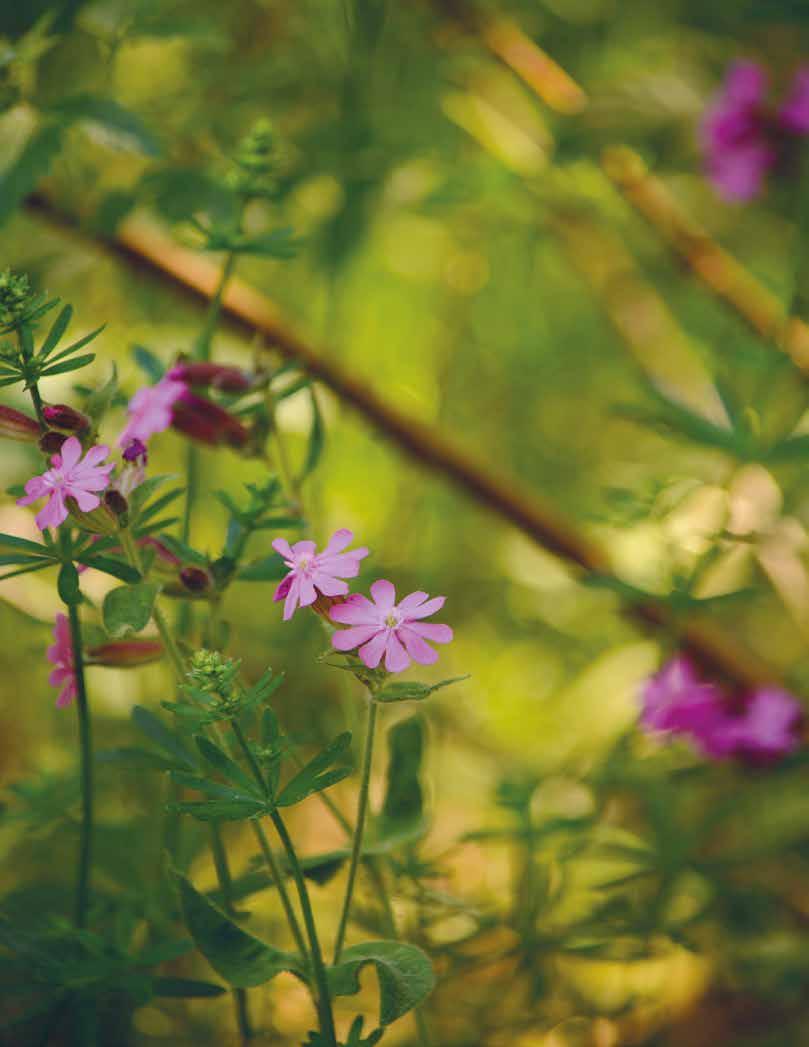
[102,582,160,638]
[0,123,63,226]
[39,353,96,377]
[132,344,166,383]
[298,387,325,482]
[156,533,208,567]
[37,304,72,360]
[47,94,161,155]
[374,676,469,704]
[75,554,140,584]
[377,715,425,843]
[176,873,305,987]
[277,732,352,807]
[45,325,105,363]
[236,554,287,581]
[195,736,263,797]
[152,977,226,998]
[170,799,266,822]
[96,746,183,773]
[83,364,118,422]
[0,533,54,557]
[131,706,196,769]
[57,561,81,605]
[764,434,809,462]
[329,941,435,1025]
[171,771,261,804]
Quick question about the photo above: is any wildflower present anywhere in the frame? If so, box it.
[167,361,252,393]
[701,61,809,201]
[115,438,148,498]
[0,404,39,442]
[42,404,90,433]
[85,639,163,667]
[712,687,802,765]
[272,529,369,621]
[639,657,726,741]
[170,390,250,449]
[118,376,186,448]
[330,579,453,673]
[47,613,77,708]
[17,435,114,530]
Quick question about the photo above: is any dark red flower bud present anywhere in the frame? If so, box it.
[171,392,249,449]
[42,403,90,433]
[0,404,40,442]
[104,489,129,518]
[168,362,252,393]
[85,639,163,667]
[39,431,68,454]
[179,566,212,593]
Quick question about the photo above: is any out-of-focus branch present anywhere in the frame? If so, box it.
[602,146,809,369]
[23,194,780,691]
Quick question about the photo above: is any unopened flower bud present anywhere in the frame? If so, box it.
[167,362,252,393]
[104,489,129,520]
[39,431,67,455]
[171,392,249,449]
[85,639,163,667]
[42,404,90,433]
[179,566,212,594]
[0,404,40,443]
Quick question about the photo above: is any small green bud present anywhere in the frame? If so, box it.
[0,270,32,327]
[187,649,240,697]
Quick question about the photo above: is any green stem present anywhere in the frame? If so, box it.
[229,721,309,961]
[196,251,237,362]
[18,326,45,427]
[270,808,338,1047]
[210,825,252,1041]
[66,601,93,929]
[333,695,378,963]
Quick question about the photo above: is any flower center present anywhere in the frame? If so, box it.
[384,611,400,628]
[298,556,311,571]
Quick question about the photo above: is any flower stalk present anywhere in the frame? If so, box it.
[66,600,93,929]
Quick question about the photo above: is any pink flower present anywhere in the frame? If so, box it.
[639,657,803,765]
[272,529,369,621]
[47,613,77,708]
[17,436,114,530]
[118,376,186,448]
[701,61,809,201]
[329,579,453,673]
[711,688,802,765]
[639,657,726,742]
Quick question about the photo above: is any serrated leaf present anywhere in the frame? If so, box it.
[374,676,469,704]
[103,582,159,637]
[329,941,435,1025]
[277,732,352,807]
[176,873,305,987]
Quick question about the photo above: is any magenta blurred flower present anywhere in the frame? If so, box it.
[639,657,803,765]
[118,376,186,448]
[42,403,90,433]
[330,579,453,673]
[170,390,250,449]
[47,613,77,708]
[272,528,369,620]
[639,656,726,740]
[0,404,39,443]
[17,436,114,530]
[167,361,252,393]
[701,61,809,201]
[713,687,803,765]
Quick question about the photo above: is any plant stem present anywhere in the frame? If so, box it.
[333,695,378,963]
[196,251,237,362]
[270,808,338,1047]
[66,601,93,929]
[229,721,310,961]
[18,326,45,426]
[210,826,252,1041]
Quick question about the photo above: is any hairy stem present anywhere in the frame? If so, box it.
[270,809,338,1047]
[333,695,378,963]
[66,601,93,929]
[229,721,309,961]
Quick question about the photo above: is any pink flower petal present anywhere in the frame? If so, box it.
[272,537,294,560]
[283,576,301,621]
[403,595,445,620]
[408,622,453,644]
[399,627,438,665]
[36,492,67,530]
[67,488,101,512]
[329,595,379,625]
[384,632,410,673]
[332,625,381,652]
[291,539,316,558]
[297,576,317,607]
[397,591,430,614]
[80,444,110,468]
[274,573,293,601]
[309,571,349,597]
[322,528,354,555]
[370,579,396,608]
[359,630,389,669]
[317,550,368,576]
[59,436,82,470]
